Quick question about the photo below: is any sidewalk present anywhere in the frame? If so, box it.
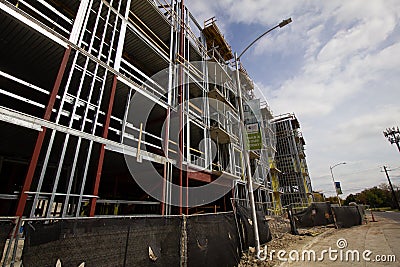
[279,213,399,266]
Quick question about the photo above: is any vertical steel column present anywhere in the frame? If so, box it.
[15,47,71,217]
[121,89,132,143]
[161,0,175,216]
[184,6,190,215]
[114,0,132,71]
[161,99,171,215]
[69,0,91,44]
[178,0,184,215]
[89,75,118,216]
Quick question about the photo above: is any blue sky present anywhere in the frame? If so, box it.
[187,0,400,197]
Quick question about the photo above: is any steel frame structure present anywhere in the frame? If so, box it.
[271,113,313,210]
[0,0,310,219]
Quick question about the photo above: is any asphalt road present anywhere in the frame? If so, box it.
[372,211,400,222]
[280,212,400,266]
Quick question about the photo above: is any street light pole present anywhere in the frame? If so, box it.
[329,162,346,206]
[234,18,292,256]
[234,52,261,253]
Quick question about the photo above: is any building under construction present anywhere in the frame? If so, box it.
[271,113,313,209]
[0,0,312,219]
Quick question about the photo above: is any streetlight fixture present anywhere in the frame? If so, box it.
[238,18,292,60]
[329,162,346,206]
[234,17,292,255]
[383,127,400,152]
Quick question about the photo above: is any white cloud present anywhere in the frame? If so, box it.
[186,0,400,196]
[336,106,400,144]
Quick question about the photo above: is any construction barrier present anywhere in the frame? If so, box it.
[286,206,299,235]
[331,206,363,228]
[293,202,334,228]
[22,212,243,267]
[292,203,365,230]
[0,220,14,260]
[356,205,368,224]
[23,217,182,267]
[186,213,240,267]
[236,204,272,249]
[6,204,366,266]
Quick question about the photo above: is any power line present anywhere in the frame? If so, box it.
[386,166,400,171]
[314,166,400,180]
[314,168,379,180]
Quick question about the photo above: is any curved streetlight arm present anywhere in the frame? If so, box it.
[330,162,346,170]
[329,162,346,206]
[237,18,292,60]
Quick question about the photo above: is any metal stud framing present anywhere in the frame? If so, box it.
[271,114,312,210]
[0,0,292,218]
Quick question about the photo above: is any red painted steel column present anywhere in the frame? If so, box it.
[15,47,72,217]
[89,75,118,216]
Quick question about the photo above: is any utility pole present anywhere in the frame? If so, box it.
[383,127,400,152]
[383,166,400,210]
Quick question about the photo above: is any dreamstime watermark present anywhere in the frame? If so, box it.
[257,238,396,263]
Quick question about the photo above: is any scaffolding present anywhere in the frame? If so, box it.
[271,113,313,210]
[202,17,233,61]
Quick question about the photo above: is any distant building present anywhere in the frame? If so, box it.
[271,113,313,209]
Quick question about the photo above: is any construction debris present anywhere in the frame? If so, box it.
[239,224,333,267]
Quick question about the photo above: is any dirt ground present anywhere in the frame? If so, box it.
[239,213,399,267]
[238,215,335,267]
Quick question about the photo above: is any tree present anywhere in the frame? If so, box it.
[326,196,342,205]
[344,194,356,205]
[345,186,395,208]
[313,192,325,202]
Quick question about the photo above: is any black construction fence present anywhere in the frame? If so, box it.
[0,218,17,263]
[186,213,240,267]
[292,202,334,227]
[19,209,272,267]
[291,202,367,229]
[3,204,367,266]
[235,204,272,250]
[22,216,182,267]
[331,205,367,228]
